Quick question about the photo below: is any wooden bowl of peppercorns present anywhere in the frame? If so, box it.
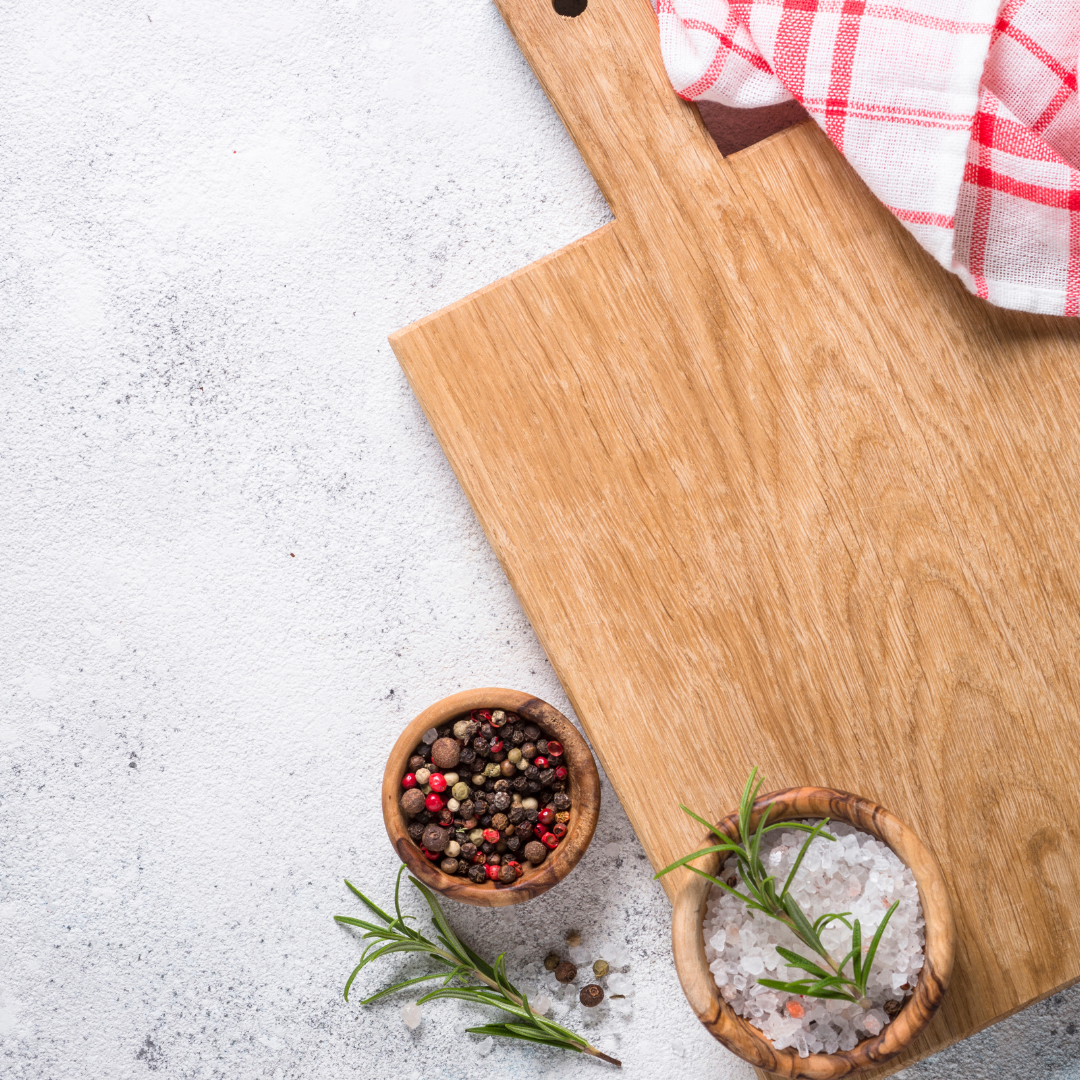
[382,688,601,906]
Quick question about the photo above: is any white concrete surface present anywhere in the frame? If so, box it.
[1,2,1077,1078]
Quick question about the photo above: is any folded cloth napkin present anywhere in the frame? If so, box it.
[657,0,1080,316]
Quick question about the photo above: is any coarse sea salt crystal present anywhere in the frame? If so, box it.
[400,1002,422,1029]
[702,820,925,1058]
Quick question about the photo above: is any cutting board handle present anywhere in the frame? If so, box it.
[494,0,725,222]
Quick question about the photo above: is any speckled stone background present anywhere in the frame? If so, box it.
[2,2,1079,1079]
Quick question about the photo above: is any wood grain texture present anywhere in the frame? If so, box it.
[382,688,601,906]
[672,788,954,1076]
[387,0,1080,1071]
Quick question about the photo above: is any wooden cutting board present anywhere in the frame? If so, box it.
[389,0,1080,1073]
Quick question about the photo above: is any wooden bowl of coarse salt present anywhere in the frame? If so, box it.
[382,688,600,907]
[671,786,955,1078]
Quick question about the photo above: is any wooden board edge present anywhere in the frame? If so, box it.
[387,220,619,350]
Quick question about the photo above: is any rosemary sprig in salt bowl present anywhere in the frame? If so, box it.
[334,866,622,1066]
[656,768,900,1009]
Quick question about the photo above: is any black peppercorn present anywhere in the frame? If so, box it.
[473,798,488,816]
[408,754,425,771]
[495,840,508,854]
[526,780,542,794]
[554,961,577,984]
[538,769,555,786]
[422,824,449,852]
[415,743,432,760]
[468,865,487,883]
[523,723,540,740]
[483,779,496,793]
[521,742,537,760]
[486,853,501,865]
[525,764,540,780]
[491,813,509,831]
[459,746,476,766]
[492,792,511,812]
[552,780,566,792]
[459,799,475,819]
[481,841,495,854]
[579,985,604,1008]
[480,723,495,740]
[553,792,571,811]
[480,814,493,828]
[511,775,528,792]
[883,1000,903,1019]
[525,808,539,823]
[407,821,425,841]
[536,738,549,754]
[498,863,517,884]
[459,842,477,860]
[506,835,521,853]
[510,727,525,745]
[472,736,489,756]
[493,778,510,793]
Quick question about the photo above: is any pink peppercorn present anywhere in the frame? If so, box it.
[546,740,564,757]
[425,793,445,812]
[484,864,500,881]
[488,738,504,754]
[482,828,500,844]
[554,765,568,780]
[538,808,555,826]
[552,823,568,839]
[534,823,548,839]
[401,773,417,789]
[428,773,447,793]
[542,832,560,849]
[533,756,548,769]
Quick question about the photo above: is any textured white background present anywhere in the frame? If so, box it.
[2,2,1079,1079]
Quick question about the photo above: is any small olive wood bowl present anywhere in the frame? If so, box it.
[382,688,600,907]
[671,787,955,1078]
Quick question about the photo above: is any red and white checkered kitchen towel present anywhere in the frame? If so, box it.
[656,0,1080,315]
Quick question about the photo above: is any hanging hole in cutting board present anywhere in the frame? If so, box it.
[553,0,587,17]
[696,99,810,157]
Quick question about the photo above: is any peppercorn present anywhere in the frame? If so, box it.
[425,793,445,812]
[493,778,510,793]
[491,813,509,832]
[401,788,427,817]
[538,807,555,826]
[579,984,604,1008]
[430,737,460,770]
[472,797,488,815]
[499,759,516,778]
[459,842,477,860]
[552,823,567,839]
[453,718,478,741]
[546,740,564,757]
[592,959,609,979]
[555,811,570,824]
[553,792,571,811]
[542,832,559,850]
[525,809,539,823]
[407,821,425,841]
[506,835,521,853]
[508,806,525,824]
[524,840,547,865]
[414,743,431,760]
[483,779,496,793]
[536,738,549,754]
[565,930,581,947]
[451,782,470,802]
[525,764,540,780]
[468,865,486,884]
[422,824,449,852]
[526,780,542,794]
[544,953,561,971]
[523,723,540,740]
[538,769,555,786]
[509,727,525,745]
[471,709,492,724]
[883,1000,903,1019]
[484,762,501,779]
[408,754,425,771]
[480,814,493,828]
[440,857,459,875]
[554,961,577,984]
[498,863,516,884]
[458,745,476,766]
[472,736,489,756]
[521,743,537,760]
[428,772,447,793]
[492,792,512,813]
[554,765,568,780]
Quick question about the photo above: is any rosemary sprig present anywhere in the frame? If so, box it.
[334,866,622,1067]
[655,768,899,1009]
